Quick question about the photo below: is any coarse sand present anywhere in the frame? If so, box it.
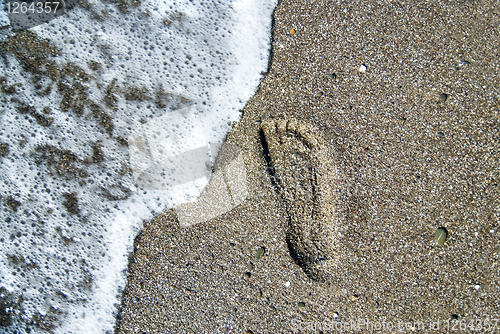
[116,0,500,333]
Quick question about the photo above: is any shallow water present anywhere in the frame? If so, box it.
[0,0,276,332]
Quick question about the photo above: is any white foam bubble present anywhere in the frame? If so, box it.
[0,0,9,28]
[0,0,277,332]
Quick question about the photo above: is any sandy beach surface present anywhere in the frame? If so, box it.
[117,0,500,332]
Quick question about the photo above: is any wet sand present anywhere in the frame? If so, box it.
[116,0,500,332]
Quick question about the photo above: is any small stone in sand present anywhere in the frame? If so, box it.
[297,302,305,308]
[243,272,251,279]
[247,263,254,271]
[255,247,265,260]
[434,227,448,245]
[358,64,367,73]
[439,93,448,102]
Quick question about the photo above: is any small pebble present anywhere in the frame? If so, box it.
[434,227,448,245]
[439,93,448,102]
[257,290,263,298]
[290,28,296,34]
[243,272,251,279]
[247,263,254,271]
[451,314,459,320]
[329,73,337,79]
[333,312,338,319]
[297,302,305,308]
[255,247,265,260]
[437,131,444,137]
[498,245,500,255]
[474,284,481,290]
[285,281,290,288]
[358,64,367,73]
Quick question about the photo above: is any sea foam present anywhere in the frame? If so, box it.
[0,0,276,332]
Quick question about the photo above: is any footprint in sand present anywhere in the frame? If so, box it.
[260,118,339,282]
